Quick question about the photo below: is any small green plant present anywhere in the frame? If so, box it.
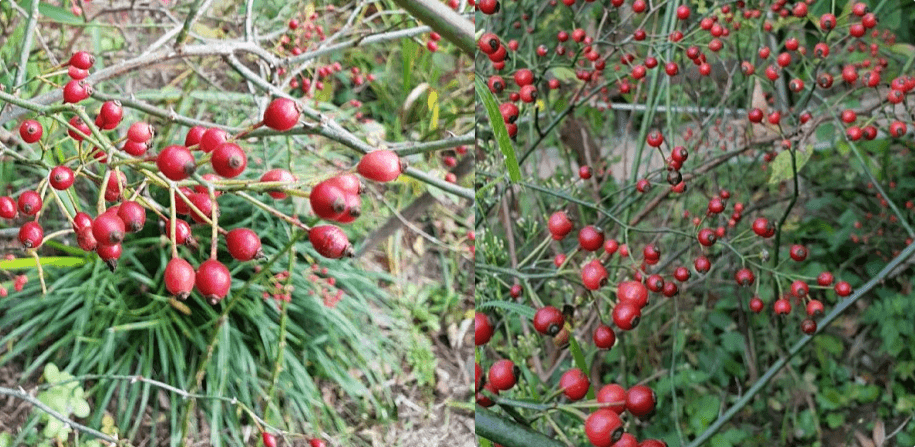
[35,363,94,445]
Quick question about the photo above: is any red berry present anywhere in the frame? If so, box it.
[817,271,834,286]
[697,228,717,247]
[196,259,231,304]
[582,261,609,290]
[514,68,534,86]
[127,122,154,143]
[73,212,92,231]
[76,226,97,252]
[475,312,494,345]
[509,284,522,298]
[263,97,301,131]
[184,126,207,147]
[559,368,590,400]
[834,281,852,297]
[260,169,298,199]
[95,100,123,130]
[18,221,43,248]
[676,4,690,19]
[325,173,364,196]
[117,201,146,233]
[199,128,228,153]
[579,225,605,251]
[533,306,565,336]
[123,140,148,156]
[188,193,217,224]
[211,142,248,178]
[19,120,42,143]
[612,302,641,330]
[548,211,574,240]
[749,296,764,313]
[226,228,262,261]
[63,79,92,103]
[626,384,656,417]
[694,255,711,273]
[262,433,277,447]
[597,384,627,414]
[593,324,616,349]
[806,299,824,316]
[789,244,807,261]
[357,150,403,182]
[92,213,126,245]
[774,298,792,315]
[488,359,519,391]
[585,409,624,447]
[791,280,809,298]
[165,257,196,300]
[617,281,648,308]
[309,225,353,258]
[310,182,347,220]
[801,318,817,334]
[69,51,95,70]
[674,266,690,282]
[752,217,776,238]
[604,239,619,255]
[157,145,196,181]
[646,130,664,147]
[96,242,122,262]
[49,166,75,190]
[308,439,326,447]
[17,190,42,216]
[735,268,755,286]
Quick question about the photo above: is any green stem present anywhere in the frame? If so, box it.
[475,406,566,447]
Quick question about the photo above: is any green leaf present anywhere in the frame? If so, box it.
[768,148,812,185]
[72,399,90,418]
[476,77,520,183]
[476,300,535,320]
[0,256,88,270]
[825,412,845,428]
[36,2,83,25]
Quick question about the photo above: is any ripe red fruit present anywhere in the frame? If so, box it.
[817,271,834,286]
[674,266,690,282]
[597,384,627,414]
[475,312,494,345]
[189,193,217,224]
[646,274,664,293]
[63,79,92,103]
[1,196,18,219]
[697,228,717,246]
[612,302,641,330]
[749,296,764,313]
[774,298,792,315]
[357,150,403,182]
[95,100,124,130]
[184,126,207,147]
[117,201,146,233]
[73,212,93,231]
[96,242,122,262]
[226,228,262,261]
[260,169,298,199]
[67,117,91,141]
[735,268,755,286]
[593,324,616,349]
[157,145,196,181]
[820,13,836,30]
[662,281,678,297]
[626,384,656,417]
[211,142,248,178]
[646,130,664,147]
[309,225,353,258]
[604,239,619,255]
[834,281,852,297]
[694,255,711,273]
[18,221,43,248]
[801,318,818,334]
[165,257,196,300]
[579,225,605,251]
[104,171,127,202]
[789,244,807,261]
[582,261,609,290]
[49,166,75,190]
[196,259,231,304]
[69,51,95,70]
[548,211,574,240]
[509,284,522,298]
[263,97,301,131]
[262,432,277,447]
[752,217,776,238]
[310,182,347,220]
[17,190,42,216]
[579,165,593,179]
[335,192,362,224]
[676,4,690,19]
[791,280,809,298]
[308,439,326,447]
[617,281,648,308]
[806,299,824,316]
[476,382,499,407]
[488,359,520,391]
[127,122,154,143]
[68,66,88,80]
[585,409,624,447]
[123,140,148,156]
[199,128,228,153]
[533,306,564,336]
[76,226,97,252]
[487,75,505,93]
[92,213,126,245]
[19,120,42,143]
[559,368,590,400]
[514,69,534,86]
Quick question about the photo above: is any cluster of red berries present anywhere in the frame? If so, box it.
[10,50,406,305]
[262,432,325,447]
